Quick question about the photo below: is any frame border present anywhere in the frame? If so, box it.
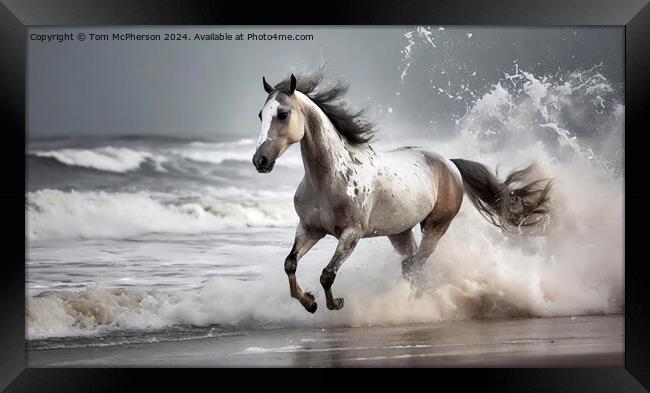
[3,0,649,391]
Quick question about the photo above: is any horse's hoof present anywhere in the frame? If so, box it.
[402,272,416,285]
[305,301,318,313]
[302,292,317,313]
[404,275,426,297]
[327,297,344,310]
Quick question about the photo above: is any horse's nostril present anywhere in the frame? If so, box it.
[253,153,272,172]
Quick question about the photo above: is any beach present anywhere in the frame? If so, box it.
[28,314,622,367]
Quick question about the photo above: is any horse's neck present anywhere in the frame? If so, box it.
[296,92,355,184]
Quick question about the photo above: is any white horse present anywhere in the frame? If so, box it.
[252,72,552,313]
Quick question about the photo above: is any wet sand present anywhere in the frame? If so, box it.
[28,314,623,367]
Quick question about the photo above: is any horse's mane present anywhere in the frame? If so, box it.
[273,70,376,145]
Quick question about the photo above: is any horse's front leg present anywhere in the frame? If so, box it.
[285,223,324,313]
[320,227,361,310]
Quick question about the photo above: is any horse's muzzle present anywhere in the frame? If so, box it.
[252,152,275,173]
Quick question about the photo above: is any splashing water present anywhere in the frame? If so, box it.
[391,27,624,322]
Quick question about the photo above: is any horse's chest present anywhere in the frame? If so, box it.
[294,182,362,236]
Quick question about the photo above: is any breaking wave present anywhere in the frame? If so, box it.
[32,146,168,173]
[26,187,298,240]
[29,138,302,176]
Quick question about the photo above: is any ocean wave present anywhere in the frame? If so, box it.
[32,146,168,173]
[29,138,303,176]
[26,187,298,240]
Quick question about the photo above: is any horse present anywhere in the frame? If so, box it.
[252,71,553,313]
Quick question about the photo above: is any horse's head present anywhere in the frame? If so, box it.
[252,74,305,173]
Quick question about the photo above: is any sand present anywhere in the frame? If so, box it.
[27,314,623,367]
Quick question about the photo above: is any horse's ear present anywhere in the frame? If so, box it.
[262,77,274,94]
[289,74,297,95]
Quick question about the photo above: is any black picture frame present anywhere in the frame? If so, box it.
[3,0,649,391]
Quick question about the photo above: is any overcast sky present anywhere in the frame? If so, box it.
[28,26,623,141]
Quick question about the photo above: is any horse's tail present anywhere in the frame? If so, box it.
[450,158,554,231]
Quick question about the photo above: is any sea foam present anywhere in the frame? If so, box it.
[26,187,298,240]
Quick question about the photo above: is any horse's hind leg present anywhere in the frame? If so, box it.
[388,228,417,258]
[285,223,324,313]
[402,216,454,281]
[389,229,417,272]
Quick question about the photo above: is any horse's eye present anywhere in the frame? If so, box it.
[258,111,262,121]
[278,111,289,120]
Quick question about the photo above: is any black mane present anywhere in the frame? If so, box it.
[273,71,376,145]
